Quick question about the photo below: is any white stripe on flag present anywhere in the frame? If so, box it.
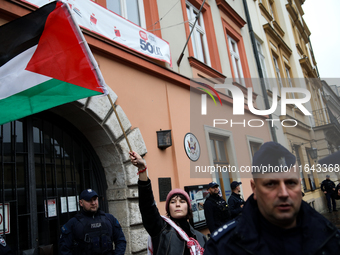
[0,46,50,100]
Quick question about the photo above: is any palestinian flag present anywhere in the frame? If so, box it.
[0,1,107,126]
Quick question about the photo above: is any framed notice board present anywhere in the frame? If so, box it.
[184,184,210,230]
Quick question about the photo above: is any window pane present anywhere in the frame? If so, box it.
[186,5,191,20]
[256,41,262,54]
[196,11,201,26]
[107,0,121,15]
[191,25,198,58]
[231,41,237,53]
[249,142,261,157]
[187,1,210,65]
[195,29,205,62]
[127,0,140,26]
[200,33,207,63]
[235,58,242,80]
[210,139,217,161]
[217,141,227,162]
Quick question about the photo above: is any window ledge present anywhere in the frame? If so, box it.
[296,43,304,56]
[259,3,273,23]
[273,20,285,37]
[188,57,226,80]
[263,23,292,56]
[216,0,246,28]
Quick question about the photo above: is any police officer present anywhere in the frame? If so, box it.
[227,181,245,219]
[204,142,340,255]
[204,182,231,233]
[321,175,337,213]
[59,189,126,255]
[0,235,13,255]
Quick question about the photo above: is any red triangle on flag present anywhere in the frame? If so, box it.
[26,3,103,93]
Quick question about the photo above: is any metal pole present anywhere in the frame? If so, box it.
[107,95,132,152]
[177,0,206,67]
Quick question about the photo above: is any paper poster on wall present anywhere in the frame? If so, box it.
[0,203,10,234]
[44,199,57,217]
[193,211,199,223]
[195,190,203,200]
[60,196,79,213]
[196,198,205,221]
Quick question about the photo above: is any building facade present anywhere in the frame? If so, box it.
[0,0,338,254]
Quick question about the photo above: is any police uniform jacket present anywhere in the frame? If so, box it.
[138,179,207,255]
[321,179,336,193]
[204,194,231,233]
[204,194,340,255]
[227,192,244,219]
[59,209,126,255]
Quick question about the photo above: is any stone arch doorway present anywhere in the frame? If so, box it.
[0,111,108,254]
[0,88,147,254]
[50,89,148,254]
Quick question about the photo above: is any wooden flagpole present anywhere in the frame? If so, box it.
[107,94,132,152]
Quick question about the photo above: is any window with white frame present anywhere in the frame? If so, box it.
[285,67,295,98]
[256,40,270,90]
[249,141,261,158]
[209,135,230,200]
[246,136,263,162]
[106,0,146,28]
[273,55,283,89]
[228,36,244,85]
[186,1,211,66]
[204,126,236,201]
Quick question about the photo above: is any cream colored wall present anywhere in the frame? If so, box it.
[157,1,193,76]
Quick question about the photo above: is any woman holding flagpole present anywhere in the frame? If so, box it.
[129,151,206,255]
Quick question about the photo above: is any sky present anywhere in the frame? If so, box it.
[302,0,340,79]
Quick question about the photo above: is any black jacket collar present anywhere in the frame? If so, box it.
[234,194,338,254]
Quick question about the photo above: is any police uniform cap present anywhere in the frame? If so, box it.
[230,181,242,190]
[80,189,98,201]
[252,142,296,174]
[208,182,219,188]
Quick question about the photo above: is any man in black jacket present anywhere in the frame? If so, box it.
[227,181,245,219]
[204,142,340,255]
[204,182,231,233]
[59,189,126,255]
[321,175,337,213]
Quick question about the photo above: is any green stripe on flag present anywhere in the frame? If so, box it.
[0,78,101,125]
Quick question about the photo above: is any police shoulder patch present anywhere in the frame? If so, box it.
[0,236,6,247]
[211,220,237,242]
[61,225,71,234]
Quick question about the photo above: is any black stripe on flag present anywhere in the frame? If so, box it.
[0,2,57,67]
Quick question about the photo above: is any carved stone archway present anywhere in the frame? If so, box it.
[51,87,148,254]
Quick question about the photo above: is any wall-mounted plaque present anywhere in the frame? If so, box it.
[158,178,172,202]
